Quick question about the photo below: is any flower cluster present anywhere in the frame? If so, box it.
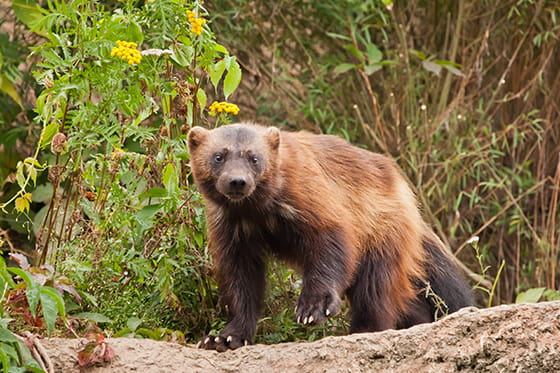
[208,101,240,115]
[187,10,206,35]
[110,41,142,65]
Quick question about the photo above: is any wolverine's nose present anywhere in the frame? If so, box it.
[229,176,247,189]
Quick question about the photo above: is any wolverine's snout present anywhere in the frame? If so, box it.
[229,176,247,189]
[217,173,255,201]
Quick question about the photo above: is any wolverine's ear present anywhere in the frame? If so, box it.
[265,127,280,151]
[187,127,209,150]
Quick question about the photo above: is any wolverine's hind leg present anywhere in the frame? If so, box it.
[396,288,434,329]
[346,252,400,333]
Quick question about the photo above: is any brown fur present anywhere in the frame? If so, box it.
[188,123,473,351]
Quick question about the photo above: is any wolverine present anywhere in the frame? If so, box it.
[187,123,474,352]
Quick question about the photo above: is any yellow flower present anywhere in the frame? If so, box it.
[208,101,240,116]
[110,40,142,65]
[186,10,206,35]
[15,193,32,213]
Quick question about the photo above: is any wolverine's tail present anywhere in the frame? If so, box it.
[421,233,475,317]
[397,233,475,329]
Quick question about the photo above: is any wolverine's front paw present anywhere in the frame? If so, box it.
[295,290,341,326]
[196,334,249,352]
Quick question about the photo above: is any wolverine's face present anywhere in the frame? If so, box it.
[209,127,263,201]
[187,124,280,203]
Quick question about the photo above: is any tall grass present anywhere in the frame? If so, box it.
[210,0,560,304]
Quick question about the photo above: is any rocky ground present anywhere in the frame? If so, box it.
[40,301,560,372]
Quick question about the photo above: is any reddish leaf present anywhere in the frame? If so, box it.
[77,334,115,368]
[103,343,115,361]
[9,253,30,270]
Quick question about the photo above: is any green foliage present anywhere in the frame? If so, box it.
[515,287,560,304]
[0,253,78,372]
[0,30,25,111]
[0,0,242,343]
[0,0,559,348]
[515,287,546,304]
[0,328,44,373]
[2,253,73,337]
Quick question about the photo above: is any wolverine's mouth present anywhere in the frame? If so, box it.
[226,192,248,201]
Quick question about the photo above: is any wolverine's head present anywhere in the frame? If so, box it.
[187,123,281,203]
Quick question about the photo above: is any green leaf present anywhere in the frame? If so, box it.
[334,63,356,74]
[126,316,142,332]
[162,163,178,194]
[9,0,48,37]
[39,287,65,335]
[0,73,23,108]
[16,163,25,188]
[23,364,45,373]
[194,231,204,247]
[26,285,40,318]
[364,64,382,75]
[422,60,442,76]
[131,108,152,127]
[72,312,113,324]
[7,267,35,286]
[442,64,465,77]
[196,88,207,110]
[39,291,57,336]
[326,32,351,41]
[209,60,226,90]
[515,287,546,304]
[161,94,171,115]
[113,328,132,338]
[28,166,37,186]
[223,59,242,99]
[409,49,426,60]
[39,122,59,150]
[141,187,167,199]
[0,127,26,148]
[365,43,382,63]
[0,348,9,372]
[32,205,49,237]
[213,43,228,54]
[344,44,362,61]
[543,289,560,301]
[0,258,15,289]
[0,328,18,343]
[32,184,53,203]
[127,21,144,45]
[433,60,465,77]
[135,204,160,229]
[136,204,160,221]
[170,43,193,68]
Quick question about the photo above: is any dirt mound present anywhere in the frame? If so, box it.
[41,301,560,372]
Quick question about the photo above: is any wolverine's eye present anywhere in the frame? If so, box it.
[214,153,224,163]
[250,155,259,165]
